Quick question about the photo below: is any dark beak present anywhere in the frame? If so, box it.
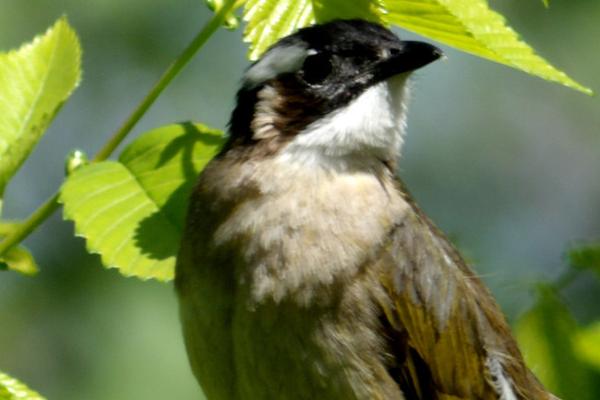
[374,40,443,80]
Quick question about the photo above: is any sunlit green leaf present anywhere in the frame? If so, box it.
[243,0,386,59]
[60,123,224,281]
[515,286,594,399]
[0,17,81,197]
[311,0,385,24]
[241,0,591,94]
[574,322,600,372]
[383,0,591,94]
[0,371,45,400]
[243,0,315,60]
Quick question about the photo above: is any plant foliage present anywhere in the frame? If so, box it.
[575,322,600,372]
[569,244,600,277]
[60,123,224,280]
[0,17,80,275]
[0,372,45,400]
[242,0,591,94]
[0,17,81,199]
[0,245,37,276]
[515,286,596,399]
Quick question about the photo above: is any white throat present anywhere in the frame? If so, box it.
[278,75,411,170]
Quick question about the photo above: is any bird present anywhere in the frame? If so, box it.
[175,19,556,400]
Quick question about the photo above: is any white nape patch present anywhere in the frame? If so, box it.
[486,357,517,400]
[244,44,309,89]
[278,75,411,170]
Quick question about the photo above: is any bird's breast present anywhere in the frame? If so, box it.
[202,156,409,306]
[177,155,410,399]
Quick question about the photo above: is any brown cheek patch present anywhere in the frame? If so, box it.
[227,79,329,159]
[267,78,328,137]
[226,74,363,157]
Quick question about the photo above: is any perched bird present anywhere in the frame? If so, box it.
[176,19,555,400]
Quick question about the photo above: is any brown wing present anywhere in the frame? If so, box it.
[373,181,555,400]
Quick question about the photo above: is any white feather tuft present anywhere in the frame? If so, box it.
[244,44,309,88]
[486,357,518,400]
[278,75,411,170]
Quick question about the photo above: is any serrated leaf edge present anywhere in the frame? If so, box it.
[59,162,176,282]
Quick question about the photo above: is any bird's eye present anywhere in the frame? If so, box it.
[300,53,332,85]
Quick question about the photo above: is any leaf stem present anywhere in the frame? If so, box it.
[0,1,239,256]
[0,193,59,256]
[93,0,239,161]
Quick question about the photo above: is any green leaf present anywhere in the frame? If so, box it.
[0,221,38,275]
[0,371,45,400]
[569,244,600,278]
[243,0,315,60]
[311,0,385,23]
[60,123,224,281]
[243,0,386,59]
[383,0,591,95]
[0,17,82,196]
[0,245,38,276]
[574,322,600,372]
[515,286,594,399]
[241,0,591,94]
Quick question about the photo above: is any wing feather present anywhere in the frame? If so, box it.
[373,180,554,399]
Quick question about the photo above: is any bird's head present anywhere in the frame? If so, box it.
[227,19,442,169]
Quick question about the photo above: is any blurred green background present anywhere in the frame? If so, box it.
[0,1,599,399]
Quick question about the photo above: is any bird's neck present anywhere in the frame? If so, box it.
[280,78,410,173]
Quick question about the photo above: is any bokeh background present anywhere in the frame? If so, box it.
[1,1,599,399]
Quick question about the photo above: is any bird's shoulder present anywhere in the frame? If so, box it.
[372,180,553,399]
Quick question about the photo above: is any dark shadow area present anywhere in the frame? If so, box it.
[134,122,224,261]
